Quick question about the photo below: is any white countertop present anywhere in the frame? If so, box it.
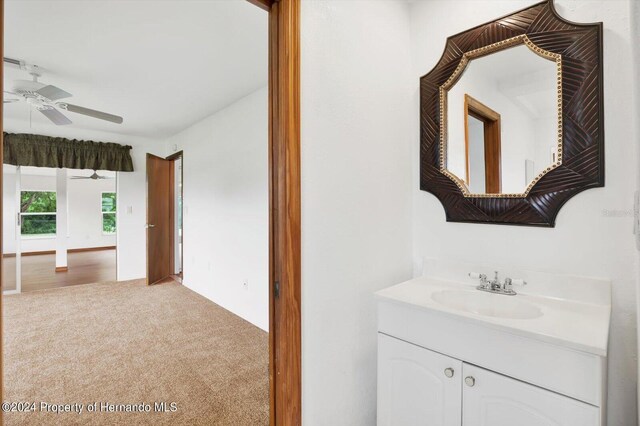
[375,276,611,356]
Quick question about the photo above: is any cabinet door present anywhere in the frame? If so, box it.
[462,364,599,426]
[377,333,462,426]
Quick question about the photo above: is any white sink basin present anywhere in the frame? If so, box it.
[431,289,543,319]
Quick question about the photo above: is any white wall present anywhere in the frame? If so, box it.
[300,1,414,424]
[632,0,640,421]
[68,176,116,250]
[3,118,164,281]
[409,1,638,424]
[164,87,269,331]
[2,171,116,254]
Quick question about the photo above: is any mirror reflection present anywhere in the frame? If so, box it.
[444,42,561,195]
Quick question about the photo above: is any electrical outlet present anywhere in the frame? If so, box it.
[242,279,249,291]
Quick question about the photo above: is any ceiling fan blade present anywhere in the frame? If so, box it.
[3,57,24,68]
[38,107,72,125]
[70,176,91,179]
[58,103,123,124]
[4,90,20,103]
[36,85,72,101]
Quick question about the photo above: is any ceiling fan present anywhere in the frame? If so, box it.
[3,57,124,126]
[70,170,114,180]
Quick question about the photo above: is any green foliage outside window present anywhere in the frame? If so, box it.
[20,191,57,236]
[21,191,56,213]
[102,192,116,234]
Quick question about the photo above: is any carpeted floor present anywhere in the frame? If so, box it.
[2,279,269,425]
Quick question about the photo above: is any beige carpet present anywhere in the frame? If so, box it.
[2,279,269,425]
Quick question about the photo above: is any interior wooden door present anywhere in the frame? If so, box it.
[146,154,174,285]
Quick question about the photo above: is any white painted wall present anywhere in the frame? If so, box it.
[3,118,164,281]
[632,0,640,421]
[300,1,414,423]
[55,169,68,268]
[68,176,116,250]
[164,87,269,331]
[409,1,638,424]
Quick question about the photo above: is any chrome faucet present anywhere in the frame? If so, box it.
[468,271,526,296]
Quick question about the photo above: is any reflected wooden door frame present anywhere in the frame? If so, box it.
[464,94,502,193]
[0,0,301,424]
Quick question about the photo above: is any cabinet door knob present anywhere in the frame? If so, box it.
[444,368,454,378]
[464,376,476,387]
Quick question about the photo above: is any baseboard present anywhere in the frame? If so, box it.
[3,246,116,258]
[55,266,68,273]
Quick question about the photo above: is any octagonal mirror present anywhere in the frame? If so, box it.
[420,0,604,226]
[442,38,562,196]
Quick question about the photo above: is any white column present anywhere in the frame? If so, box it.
[14,166,22,293]
[55,169,68,271]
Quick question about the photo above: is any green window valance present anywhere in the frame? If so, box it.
[3,132,134,172]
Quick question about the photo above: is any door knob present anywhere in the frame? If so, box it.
[146,224,156,228]
[444,368,454,378]
[464,376,476,387]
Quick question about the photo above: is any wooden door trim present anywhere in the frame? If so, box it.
[464,94,502,193]
[247,0,273,12]
[165,151,183,279]
[259,0,302,424]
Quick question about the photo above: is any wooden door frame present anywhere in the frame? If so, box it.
[165,151,183,282]
[260,0,301,424]
[464,94,502,193]
[0,0,301,423]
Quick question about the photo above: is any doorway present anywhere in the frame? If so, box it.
[2,165,118,294]
[0,0,301,423]
[146,152,182,285]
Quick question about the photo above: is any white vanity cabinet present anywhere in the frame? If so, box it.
[377,333,461,426]
[462,363,599,426]
[378,334,600,426]
[376,274,611,426]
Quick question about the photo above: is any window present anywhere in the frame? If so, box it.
[102,192,116,234]
[21,191,57,236]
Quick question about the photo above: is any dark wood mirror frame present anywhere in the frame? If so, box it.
[420,0,604,227]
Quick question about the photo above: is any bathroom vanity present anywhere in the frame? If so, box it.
[376,268,611,426]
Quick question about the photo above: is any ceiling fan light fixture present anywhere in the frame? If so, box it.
[5,58,125,126]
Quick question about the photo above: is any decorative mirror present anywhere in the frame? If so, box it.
[420,0,603,226]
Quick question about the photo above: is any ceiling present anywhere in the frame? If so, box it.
[456,44,558,118]
[4,0,268,138]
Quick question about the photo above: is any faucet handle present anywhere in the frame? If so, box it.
[503,277,527,292]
